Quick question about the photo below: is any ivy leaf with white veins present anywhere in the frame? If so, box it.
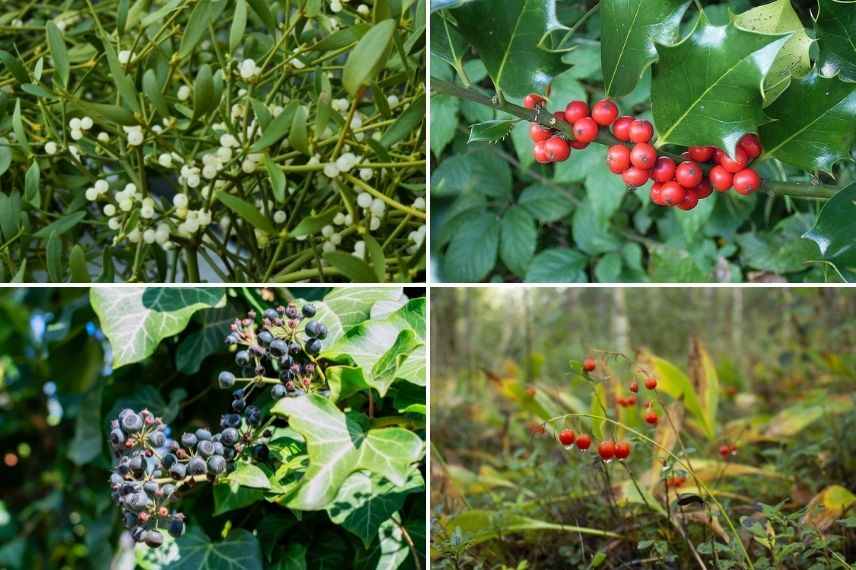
[90,287,226,368]
[652,15,791,156]
[816,0,856,82]
[165,528,262,570]
[600,0,691,97]
[760,70,856,174]
[272,395,424,510]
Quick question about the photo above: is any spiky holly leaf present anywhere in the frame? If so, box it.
[816,0,856,82]
[803,181,856,281]
[652,15,790,155]
[453,0,567,98]
[468,119,517,143]
[760,70,856,173]
[600,0,691,97]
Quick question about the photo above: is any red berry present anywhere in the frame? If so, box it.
[719,444,731,459]
[709,165,733,191]
[564,100,589,124]
[667,475,686,488]
[622,166,650,187]
[695,179,713,199]
[644,377,657,390]
[598,441,615,460]
[611,115,634,141]
[732,168,761,195]
[650,183,666,205]
[529,123,552,142]
[660,181,685,206]
[544,135,571,162]
[626,394,637,406]
[687,145,714,162]
[617,396,626,407]
[675,161,703,188]
[523,93,545,109]
[738,133,762,160]
[583,357,596,372]
[719,146,749,173]
[644,411,659,425]
[628,120,653,143]
[651,156,676,183]
[576,433,592,450]
[630,143,657,169]
[614,441,631,460]
[558,429,576,447]
[591,99,619,126]
[533,141,551,164]
[573,117,599,144]
[629,382,639,393]
[677,188,699,211]
[570,140,589,149]
[606,144,631,173]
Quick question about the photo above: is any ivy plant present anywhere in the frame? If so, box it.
[0,0,426,283]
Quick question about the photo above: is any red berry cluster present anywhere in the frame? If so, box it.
[616,376,659,426]
[557,428,600,454]
[523,94,764,211]
[719,442,738,460]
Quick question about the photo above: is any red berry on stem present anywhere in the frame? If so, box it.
[558,429,576,447]
[573,117,599,143]
[719,444,731,459]
[564,100,590,124]
[688,146,714,162]
[607,144,631,173]
[627,394,637,406]
[709,165,733,191]
[612,115,634,141]
[651,156,676,183]
[675,161,703,188]
[738,133,762,160]
[592,99,619,126]
[719,146,749,173]
[571,140,589,149]
[644,411,659,425]
[660,181,686,206]
[576,433,592,450]
[533,142,551,164]
[629,382,639,393]
[583,357,596,372]
[695,179,713,199]
[523,93,545,109]
[650,183,665,205]
[622,166,650,187]
[544,136,571,162]
[644,377,657,390]
[628,120,654,143]
[677,188,699,210]
[614,441,631,460]
[598,441,615,460]
[732,168,761,195]
[529,123,552,142]
[630,143,657,169]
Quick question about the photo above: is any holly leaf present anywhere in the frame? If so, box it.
[468,119,517,143]
[453,0,568,97]
[600,0,691,97]
[734,0,812,105]
[90,287,226,368]
[816,0,856,82]
[166,528,262,570]
[803,181,856,281]
[652,15,790,155]
[272,395,424,510]
[760,70,856,174]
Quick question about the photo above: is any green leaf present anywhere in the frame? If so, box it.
[363,234,386,282]
[326,365,371,402]
[70,101,137,125]
[192,64,216,120]
[600,0,690,97]
[313,24,372,52]
[468,119,516,143]
[46,22,69,89]
[176,306,234,374]
[454,0,568,97]
[525,248,588,282]
[67,385,102,464]
[324,287,405,332]
[816,0,856,82]
[736,214,819,274]
[289,105,309,155]
[215,191,276,234]
[289,208,337,237]
[0,50,29,84]
[0,138,11,177]
[675,191,717,241]
[760,71,856,174]
[169,528,262,570]
[69,245,90,282]
[804,182,856,281]
[429,93,459,157]
[343,20,397,96]
[518,184,575,222]
[230,0,248,54]
[323,252,378,282]
[652,16,790,155]
[0,191,21,242]
[46,232,63,282]
[213,483,265,516]
[734,0,812,105]
[24,161,40,208]
[33,211,86,239]
[179,0,226,59]
[272,395,424,510]
[442,212,499,282]
[430,11,467,70]
[102,39,140,114]
[228,462,271,489]
[263,155,286,203]
[381,94,426,147]
[643,352,715,439]
[250,100,298,152]
[499,206,536,276]
[442,510,619,546]
[247,0,276,30]
[12,99,29,155]
[328,470,423,547]
[90,287,226,368]
[594,252,622,282]
[143,69,170,117]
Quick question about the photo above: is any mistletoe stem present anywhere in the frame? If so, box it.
[431,78,839,201]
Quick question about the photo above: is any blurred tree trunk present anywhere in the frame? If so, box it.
[524,289,533,381]
[462,289,474,381]
[611,288,630,355]
[782,288,793,347]
[731,288,745,383]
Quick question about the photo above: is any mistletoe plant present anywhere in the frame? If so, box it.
[93,286,426,569]
[0,0,426,283]
[431,0,856,283]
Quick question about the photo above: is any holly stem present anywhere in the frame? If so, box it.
[431,78,840,201]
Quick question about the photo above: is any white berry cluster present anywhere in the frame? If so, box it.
[356,192,387,231]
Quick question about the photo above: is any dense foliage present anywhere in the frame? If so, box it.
[0,0,426,282]
[430,0,856,283]
[430,287,856,568]
[0,286,426,569]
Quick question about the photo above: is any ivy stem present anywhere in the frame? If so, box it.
[431,78,839,201]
